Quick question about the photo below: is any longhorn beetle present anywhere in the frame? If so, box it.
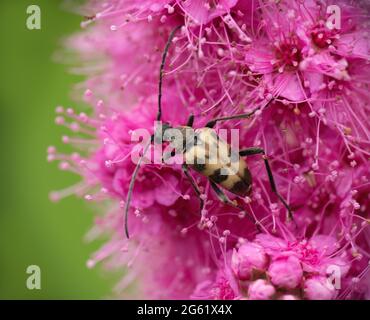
[124,26,293,238]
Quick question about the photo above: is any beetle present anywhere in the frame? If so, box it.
[124,26,293,238]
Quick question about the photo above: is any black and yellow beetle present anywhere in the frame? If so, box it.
[124,26,293,238]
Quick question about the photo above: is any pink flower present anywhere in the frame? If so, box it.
[255,234,350,279]
[268,256,303,289]
[231,242,267,280]
[192,260,241,300]
[248,279,276,300]
[179,0,238,24]
[190,232,352,300]
[304,276,336,300]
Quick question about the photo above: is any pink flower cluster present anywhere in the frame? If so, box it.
[49,0,370,299]
[193,234,350,299]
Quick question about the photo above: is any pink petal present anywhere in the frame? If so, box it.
[179,0,238,24]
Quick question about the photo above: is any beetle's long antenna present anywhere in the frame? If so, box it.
[157,25,182,122]
[124,140,152,238]
[125,26,182,238]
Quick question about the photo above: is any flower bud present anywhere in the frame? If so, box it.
[304,276,336,300]
[231,242,267,280]
[268,256,303,289]
[248,279,276,300]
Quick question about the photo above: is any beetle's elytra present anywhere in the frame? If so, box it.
[183,127,253,197]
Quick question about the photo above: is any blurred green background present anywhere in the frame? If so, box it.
[0,0,115,299]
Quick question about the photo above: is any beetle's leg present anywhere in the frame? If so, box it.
[239,147,266,157]
[182,164,204,214]
[239,147,294,222]
[186,114,194,127]
[205,99,273,128]
[209,181,261,231]
[124,138,153,239]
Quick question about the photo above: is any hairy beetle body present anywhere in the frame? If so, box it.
[183,127,252,197]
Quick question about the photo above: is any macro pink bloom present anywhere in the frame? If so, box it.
[50,0,370,299]
[304,276,336,300]
[179,0,238,24]
[192,255,241,300]
[268,256,303,290]
[189,233,352,299]
[243,0,370,153]
[231,242,267,280]
[248,279,276,300]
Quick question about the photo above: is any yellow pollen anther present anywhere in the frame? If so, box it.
[304,171,316,187]
[343,127,352,135]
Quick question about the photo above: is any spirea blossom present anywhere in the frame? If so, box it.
[194,234,351,299]
[49,0,370,299]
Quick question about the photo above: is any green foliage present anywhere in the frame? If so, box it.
[0,0,114,299]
